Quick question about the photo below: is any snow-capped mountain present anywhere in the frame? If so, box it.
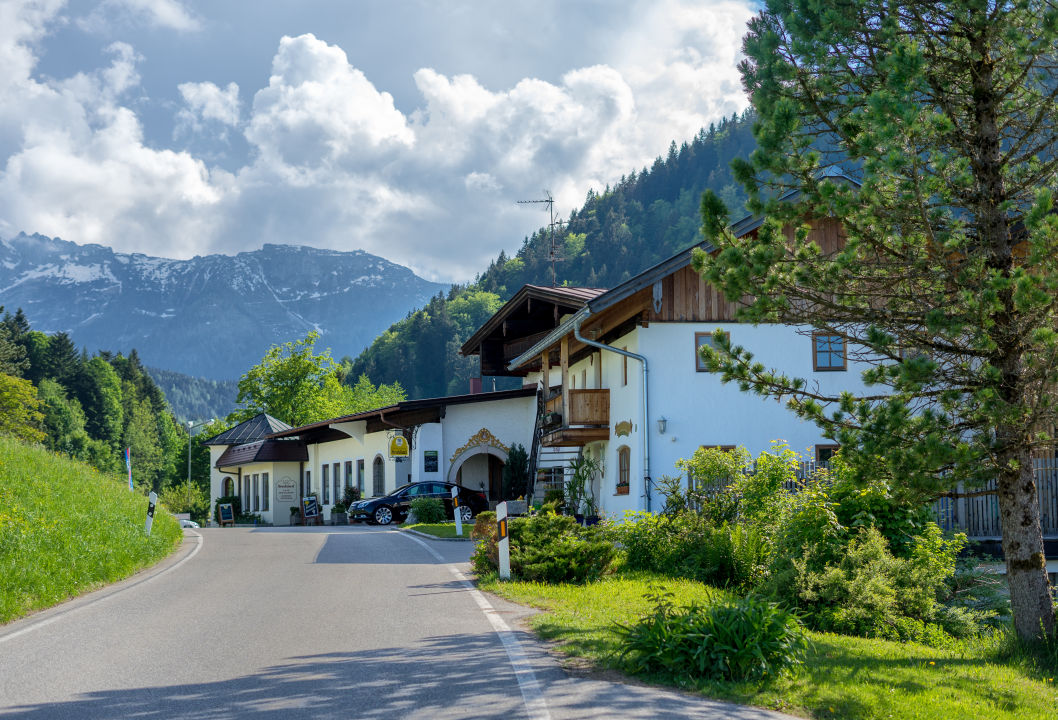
[0,233,448,379]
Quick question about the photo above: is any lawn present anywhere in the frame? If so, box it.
[0,436,183,623]
[401,522,472,539]
[479,571,1058,720]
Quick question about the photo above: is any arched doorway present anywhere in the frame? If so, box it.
[449,448,507,507]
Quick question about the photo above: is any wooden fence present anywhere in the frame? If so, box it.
[688,459,1058,539]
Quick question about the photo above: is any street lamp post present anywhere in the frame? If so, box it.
[187,419,212,520]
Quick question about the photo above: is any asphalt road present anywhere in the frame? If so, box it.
[0,526,794,719]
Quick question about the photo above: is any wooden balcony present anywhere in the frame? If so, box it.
[542,389,609,447]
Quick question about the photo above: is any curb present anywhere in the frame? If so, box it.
[398,527,473,542]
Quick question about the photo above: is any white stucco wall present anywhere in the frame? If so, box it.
[443,396,537,495]
[579,322,876,517]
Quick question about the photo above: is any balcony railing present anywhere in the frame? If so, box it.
[542,389,609,446]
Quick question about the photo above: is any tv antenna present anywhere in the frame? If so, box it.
[517,191,566,287]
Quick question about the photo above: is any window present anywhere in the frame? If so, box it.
[617,446,630,495]
[322,464,330,503]
[304,469,311,497]
[222,477,233,496]
[373,456,385,496]
[357,459,365,492]
[253,474,259,511]
[538,467,564,491]
[262,473,269,511]
[621,349,628,386]
[333,462,340,506]
[695,331,730,372]
[815,444,840,464]
[701,444,737,452]
[581,369,587,389]
[813,333,847,371]
[344,461,353,489]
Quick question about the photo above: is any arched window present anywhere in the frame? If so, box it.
[222,477,234,496]
[373,456,385,496]
[617,446,630,495]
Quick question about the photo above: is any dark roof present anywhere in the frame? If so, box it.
[215,438,308,468]
[268,387,538,441]
[588,173,864,317]
[586,243,710,315]
[460,284,606,357]
[202,413,292,446]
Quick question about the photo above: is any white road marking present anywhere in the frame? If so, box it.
[0,530,204,645]
[395,530,552,720]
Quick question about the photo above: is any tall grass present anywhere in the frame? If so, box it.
[0,436,182,623]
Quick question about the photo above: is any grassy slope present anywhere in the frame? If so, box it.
[479,572,1058,720]
[0,436,183,623]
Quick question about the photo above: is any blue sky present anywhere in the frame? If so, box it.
[1,1,753,281]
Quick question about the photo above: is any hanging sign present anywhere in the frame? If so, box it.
[389,435,409,458]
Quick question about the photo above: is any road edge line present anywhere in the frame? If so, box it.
[0,530,204,645]
[394,530,551,720]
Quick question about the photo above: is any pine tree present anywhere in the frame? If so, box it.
[696,0,1058,640]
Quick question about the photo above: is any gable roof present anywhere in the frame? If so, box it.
[201,413,292,446]
[214,439,309,468]
[459,284,606,358]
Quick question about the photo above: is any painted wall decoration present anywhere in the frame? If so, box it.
[450,428,509,464]
[614,420,633,437]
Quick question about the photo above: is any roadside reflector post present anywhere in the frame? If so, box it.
[497,500,510,580]
[145,491,157,536]
[452,485,463,536]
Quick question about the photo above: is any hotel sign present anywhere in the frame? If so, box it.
[389,435,409,458]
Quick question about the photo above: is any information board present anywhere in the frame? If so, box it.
[276,478,297,502]
[423,450,438,473]
[302,495,320,519]
[218,503,234,527]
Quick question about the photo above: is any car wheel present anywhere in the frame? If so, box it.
[374,506,393,525]
[459,505,473,523]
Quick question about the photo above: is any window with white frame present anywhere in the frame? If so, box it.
[262,473,269,511]
[695,331,730,372]
[322,464,330,503]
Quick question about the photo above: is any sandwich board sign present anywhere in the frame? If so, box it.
[302,495,320,519]
[218,503,235,527]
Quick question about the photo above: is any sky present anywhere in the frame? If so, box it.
[0,0,754,282]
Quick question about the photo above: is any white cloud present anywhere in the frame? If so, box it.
[175,80,240,141]
[78,0,201,33]
[0,3,756,282]
[245,34,414,170]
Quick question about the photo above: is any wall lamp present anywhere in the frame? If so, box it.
[657,416,667,435]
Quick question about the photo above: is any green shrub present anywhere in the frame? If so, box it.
[616,512,767,590]
[502,444,530,500]
[616,587,808,682]
[775,525,970,643]
[542,488,565,510]
[342,485,361,506]
[410,496,446,524]
[471,511,616,583]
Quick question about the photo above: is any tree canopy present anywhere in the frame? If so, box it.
[230,331,405,427]
[695,0,1058,640]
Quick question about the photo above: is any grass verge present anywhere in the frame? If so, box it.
[402,522,471,539]
[0,436,183,623]
[479,571,1058,720]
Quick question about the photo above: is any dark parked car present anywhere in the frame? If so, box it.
[350,481,488,525]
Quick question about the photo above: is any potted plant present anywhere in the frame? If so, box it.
[567,455,601,525]
[331,501,348,525]
[289,506,300,525]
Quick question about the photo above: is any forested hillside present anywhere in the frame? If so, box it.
[348,112,755,398]
[147,367,239,423]
[0,307,200,500]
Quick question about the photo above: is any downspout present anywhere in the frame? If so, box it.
[573,313,653,512]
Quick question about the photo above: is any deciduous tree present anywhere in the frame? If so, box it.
[695,0,1058,639]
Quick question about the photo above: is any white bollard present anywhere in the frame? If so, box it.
[452,485,463,536]
[145,491,157,536]
[497,500,510,580]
